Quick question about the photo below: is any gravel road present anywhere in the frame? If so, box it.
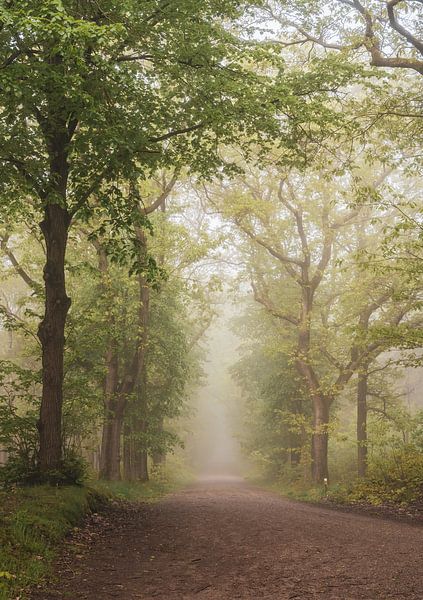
[32,478,423,600]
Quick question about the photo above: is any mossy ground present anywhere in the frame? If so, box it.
[0,485,104,600]
[0,473,189,600]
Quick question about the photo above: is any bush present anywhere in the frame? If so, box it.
[0,361,88,486]
[364,445,423,504]
[0,452,88,487]
[326,445,423,506]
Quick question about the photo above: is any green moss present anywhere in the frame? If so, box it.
[0,465,192,600]
[0,485,105,600]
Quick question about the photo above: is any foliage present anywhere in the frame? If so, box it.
[262,0,423,75]
[0,485,106,600]
[93,460,194,503]
[0,361,40,483]
[0,359,89,485]
[231,307,311,480]
[0,0,422,514]
[325,412,423,506]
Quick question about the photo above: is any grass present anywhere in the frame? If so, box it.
[92,475,190,503]
[254,473,423,510]
[0,485,105,600]
[0,472,189,600]
[253,477,328,504]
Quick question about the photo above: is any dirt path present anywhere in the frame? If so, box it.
[33,478,423,600]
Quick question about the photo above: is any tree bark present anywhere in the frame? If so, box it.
[123,418,149,482]
[311,395,330,483]
[92,241,125,481]
[126,234,150,481]
[100,412,123,480]
[34,78,76,471]
[132,368,149,482]
[357,365,369,478]
[295,288,331,484]
[152,418,166,467]
[37,203,71,470]
[132,420,149,482]
[118,252,150,481]
[99,345,122,480]
[123,421,133,481]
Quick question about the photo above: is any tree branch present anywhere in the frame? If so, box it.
[386,0,423,55]
[278,180,310,259]
[0,234,42,292]
[251,278,299,325]
[142,171,179,215]
[149,122,204,143]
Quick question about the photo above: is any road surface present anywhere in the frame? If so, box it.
[33,478,423,599]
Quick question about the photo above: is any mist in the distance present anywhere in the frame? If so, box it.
[186,309,246,479]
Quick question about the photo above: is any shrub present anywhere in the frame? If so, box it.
[326,445,423,506]
[0,451,88,487]
[0,362,88,486]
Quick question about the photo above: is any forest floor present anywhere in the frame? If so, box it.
[31,477,423,600]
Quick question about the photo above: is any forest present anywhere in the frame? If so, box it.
[0,1,422,599]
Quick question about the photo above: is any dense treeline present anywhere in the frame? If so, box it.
[0,181,212,482]
[208,139,423,486]
[0,0,422,499]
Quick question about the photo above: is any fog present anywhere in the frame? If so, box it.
[186,308,247,479]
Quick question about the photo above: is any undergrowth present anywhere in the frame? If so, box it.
[255,465,423,509]
[0,485,105,600]
[91,479,190,502]
[0,469,189,600]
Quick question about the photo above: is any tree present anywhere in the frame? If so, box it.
[93,177,177,480]
[231,307,310,479]
[210,147,422,482]
[0,0,285,471]
[263,0,423,74]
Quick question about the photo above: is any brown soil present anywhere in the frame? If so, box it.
[32,478,423,599]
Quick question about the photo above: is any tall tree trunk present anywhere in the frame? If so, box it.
[122,417,149,481]
[93,242,125,481]
[125,231,150,481]
[99,345,122,480]
[99,324,125,481]
[311,395,330,483]
[357,364,369,477]
[37,203,71,470]
[123,421,133,481]
[296,292,331,484]
[101,224,151,482]
[131,375,149,482]
[132,416,149,482]
[35,77,75,472]
[152,418,166,467]
[100,408,124,480]
[100,413,123,480]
